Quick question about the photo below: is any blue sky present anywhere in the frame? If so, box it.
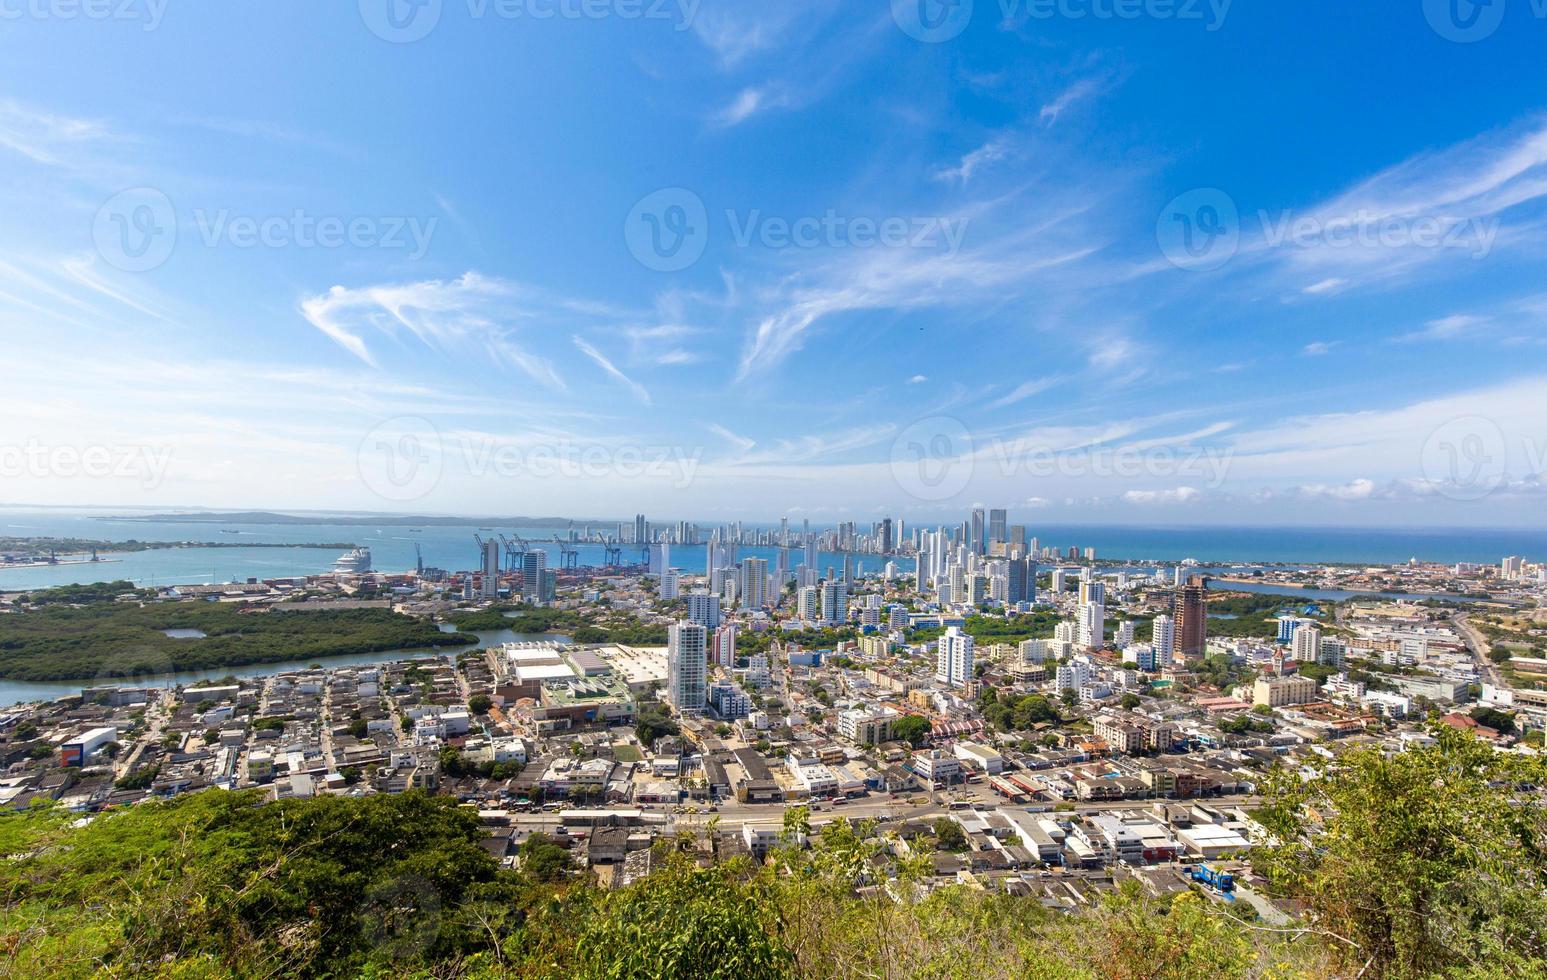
[1,0,1545,526]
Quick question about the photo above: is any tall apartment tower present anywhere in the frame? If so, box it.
[1173,576,1208,660]
[1152,614,1175,664]
[988,508,1007,547]
[936,625,975,686]
[667,621,708,713]
[480,538,501,598]
[519,551,548,603]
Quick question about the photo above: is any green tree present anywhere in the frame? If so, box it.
[468,693,493,714]
[518,832,574,882]
[891,714,931,747]
[932,818,967,852]
[1256,725,1547,977]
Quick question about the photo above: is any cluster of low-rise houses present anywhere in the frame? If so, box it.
[3,548,1544,907]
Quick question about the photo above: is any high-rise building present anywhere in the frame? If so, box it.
[1002,557,1039,603]
[667,621,708,713]
[739,557,768,609]
[936,625,974,686]
[970,508,985,555]
[1008,524,1026,553]
[797,585,819,621]
[1050,568,1067,594]
[1174,576,1208,660]
[988,508,1007,546]
[1152,614,1175,664]
[820,579,848,626]
[480,538,501,599]
[713,623,738,668]
[519,551,549,603]
[659,570,679,600]
[1291,625,1323,664]
[649,541,670,576]
[634,514,647,544]
[879,517,894,555]
[1077,600,1105,649]
[686,590,721,629]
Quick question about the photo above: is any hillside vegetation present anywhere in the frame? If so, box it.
[0,728,1541,978]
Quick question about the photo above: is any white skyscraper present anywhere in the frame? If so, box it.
[1291,625,1323,664]
[819,579,848,626]
[797,585,819,622]
[686,591,722,629]
[739,557,768,609]
[659,570,679,600]
[1077,600,1105,649]
[936,626,974,687]
[1115,620,1136,648]
[667,621,708,713]
[1152,614,1175,664]
[649,541,671,576]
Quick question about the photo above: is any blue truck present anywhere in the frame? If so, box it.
[1190,865,1235,893]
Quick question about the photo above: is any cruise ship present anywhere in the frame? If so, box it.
[331,547,372,574]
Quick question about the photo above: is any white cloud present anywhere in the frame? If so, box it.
[1302,341,1335,355]
[935,138,1010,183]
[1122,486,1201,504]
[298,272,598,389]
[573,335,650,406]
[988,375,1061,409]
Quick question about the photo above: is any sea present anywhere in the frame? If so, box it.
[1,510,1542,592]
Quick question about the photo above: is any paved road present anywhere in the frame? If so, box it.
[1452,612,1503,688]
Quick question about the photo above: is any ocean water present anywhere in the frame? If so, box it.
[0,510,1541,592]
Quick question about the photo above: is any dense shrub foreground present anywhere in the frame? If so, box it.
[1,728,1542,978]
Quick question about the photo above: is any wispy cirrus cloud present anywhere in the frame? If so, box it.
[298,272,571,388]
[573,335,651,406]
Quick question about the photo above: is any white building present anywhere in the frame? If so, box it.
[1152,614,1175,663]
[667,621,708,713]
[936,626,974,686]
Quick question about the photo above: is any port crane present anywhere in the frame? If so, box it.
[500,533,530,573]
[549,536,579,571]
